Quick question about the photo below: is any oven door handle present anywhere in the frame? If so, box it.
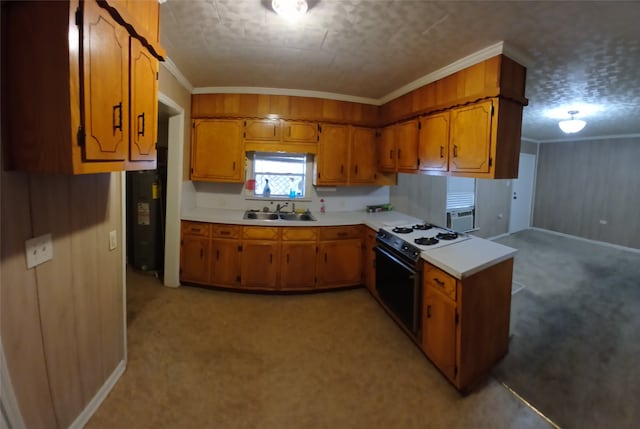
[375,245,418,273]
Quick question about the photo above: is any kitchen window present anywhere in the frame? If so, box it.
[251,152,307,198]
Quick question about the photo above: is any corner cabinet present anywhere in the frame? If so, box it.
[191,119,245,183]
[421,259,513,392]
[1,0,161,174]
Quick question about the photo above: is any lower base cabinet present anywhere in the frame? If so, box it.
[421,258,513,391]
[240,227,280,289]
[280,227,318,290]
[210,224,241,287]
[316,226,363,288]
[180,221,211,284]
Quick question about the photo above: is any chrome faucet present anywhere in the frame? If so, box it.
[276,202,289,213]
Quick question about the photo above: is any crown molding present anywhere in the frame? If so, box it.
[160,57,193,93]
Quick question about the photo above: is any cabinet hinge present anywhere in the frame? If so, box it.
[156,72,159,81]
[418,121,422,130]
[491,104,495,116]
[243,132,246,138]
[244,120,247,126]
[417,158,420,167]
[489,157,493,167]
[238,245,243,252]
[236,275,241,283]
[318,124,322,133]
[190,167,194,175]
[77,126,85,147]
[454,365,458,377]
[192,122,195,129]
[75,6,82,27]
[455,312,459,324]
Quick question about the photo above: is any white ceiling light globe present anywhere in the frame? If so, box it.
[272,0,308,20]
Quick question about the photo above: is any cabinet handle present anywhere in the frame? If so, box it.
[340,164,344,174]
[433,278,445,287]
[426,305,431,318]
[440,146,444,158]
[200,248,204,258]
[137,112,145,136]
[232,161,236,171]
[389,150,393,160]
[270,253,273,264]
[354,165,358,175]
[112,102,123,132]
[453,145,458,158]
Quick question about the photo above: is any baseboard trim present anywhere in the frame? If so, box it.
[68,360,126,429]
[530,227,640,254]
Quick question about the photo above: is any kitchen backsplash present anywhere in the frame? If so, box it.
[182,181,391,213]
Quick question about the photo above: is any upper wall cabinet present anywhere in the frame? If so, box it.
[1,0,162,174]
[377,120,420,174]
[191,119,245,183]
[243,119,319,154]
[418,98,523,179]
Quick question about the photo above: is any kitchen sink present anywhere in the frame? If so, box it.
[242,210,316,221]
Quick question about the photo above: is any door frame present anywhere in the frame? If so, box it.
[158,92,184,287]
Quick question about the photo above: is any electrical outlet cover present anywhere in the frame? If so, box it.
[25,233,53,269]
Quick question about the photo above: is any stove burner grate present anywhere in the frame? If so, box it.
[415,237,439,246]
[412,223,433,231]
[436,232,459,240]
[392,226,414,234]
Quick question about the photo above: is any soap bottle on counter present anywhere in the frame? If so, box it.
[320,198,325,214]
[263,179,271,197]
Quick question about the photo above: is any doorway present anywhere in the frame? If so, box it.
[509,153,536,233]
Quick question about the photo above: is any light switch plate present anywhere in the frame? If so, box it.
[25,233,53,269]
[109,230,117,250]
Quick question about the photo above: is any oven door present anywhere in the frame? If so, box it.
[375,245,421,338]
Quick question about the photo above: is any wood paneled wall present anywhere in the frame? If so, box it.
[0,171,124,428]
[533,137,640,249]
[191,93,379,127]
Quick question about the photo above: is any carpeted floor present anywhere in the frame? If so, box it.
[493,229,640,429]
[86,267,550,428]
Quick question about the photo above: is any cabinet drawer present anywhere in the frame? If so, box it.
[424,264,457,301]
[182,221,210,238]
[211,224,241,239]
[318,226,362,240]
[243,226,280,240]
[282,227,318,241]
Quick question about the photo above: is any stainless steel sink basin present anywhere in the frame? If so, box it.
[243,210,316,221]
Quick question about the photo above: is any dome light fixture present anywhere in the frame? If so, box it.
[272,0,308,20]
[558,110,586,134]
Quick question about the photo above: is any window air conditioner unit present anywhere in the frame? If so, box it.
[447,208,474,233]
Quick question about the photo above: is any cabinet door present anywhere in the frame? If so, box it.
[418,112,449,171]
[377,126,396,172]
[449,100,493,173]
[317,239,362,287]
[210,239,241,287]
[280,242,317,290]
[395,120,419,172]
[124,0,160,42]
[240,241,279,288]
[191,119,244,182]
[83,1,130,161]
[180,237,209,284]
[130,37,158,161]
[349,127,377,184]
[283,121,318,143]
[316,124,350,185]
[422,287,457,382]
[243,119,281,142]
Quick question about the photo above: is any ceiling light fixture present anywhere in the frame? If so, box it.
[272,0,308,20]
[558,110,586,134]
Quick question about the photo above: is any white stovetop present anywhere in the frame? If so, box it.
[182,207,516,279]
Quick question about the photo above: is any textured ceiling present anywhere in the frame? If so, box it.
[160,0,640,142]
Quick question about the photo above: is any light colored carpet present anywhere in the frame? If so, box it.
[493,229,640,429]
[86,268,550,428]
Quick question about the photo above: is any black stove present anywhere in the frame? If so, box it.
[376,229,422,262]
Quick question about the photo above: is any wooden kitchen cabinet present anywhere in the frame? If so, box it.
[240,227,280,289]
[420,259,513,391]
[129,37,159,163]
[191,119,245,183]
[363,227,377,296]
[376,120,419,173]
[2,0,160,174]
[449,99,494,174]
[315,123,350,185]
[418,111,450,172]
[280,227,318,290]
[243,119,282,143]
[349,127,378,184]
[209,224,242,287]
[180,222,211,285]
[317,226,363,287]
[282,121,318,143]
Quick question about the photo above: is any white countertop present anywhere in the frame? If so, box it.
[182,207,516,280]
